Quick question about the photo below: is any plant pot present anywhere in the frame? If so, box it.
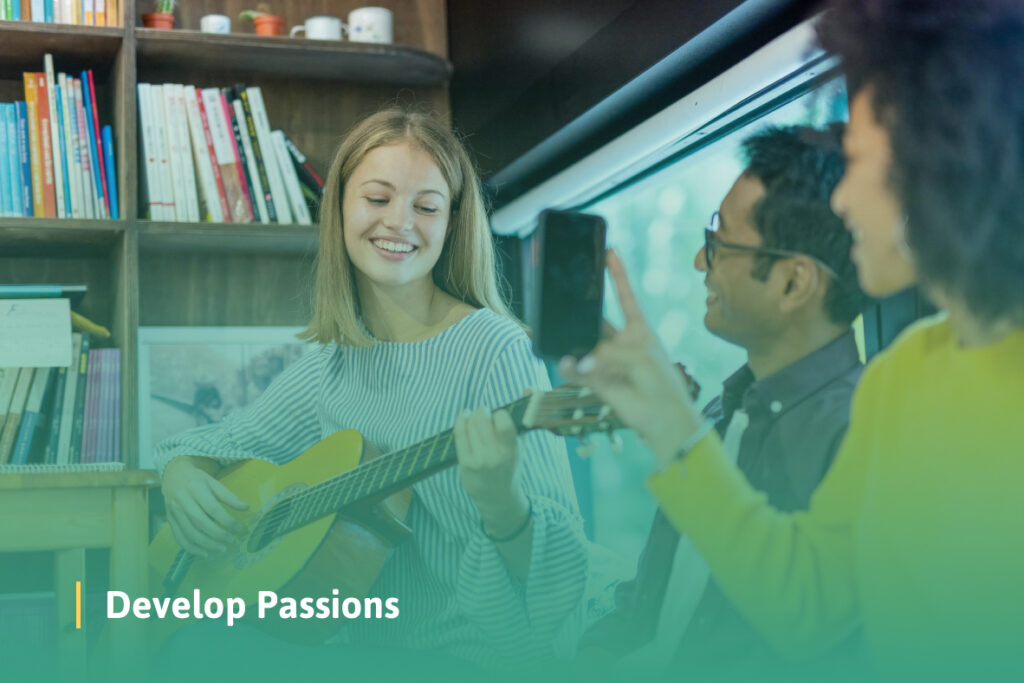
[253,15,285,36]
[141,12,175,30]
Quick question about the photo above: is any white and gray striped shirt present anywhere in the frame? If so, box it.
[154,308,589,666]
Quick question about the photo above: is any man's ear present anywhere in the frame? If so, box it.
[778,257,821,313]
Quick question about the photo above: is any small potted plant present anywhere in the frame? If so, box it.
[142,0,176,29]
[240,5,285,36]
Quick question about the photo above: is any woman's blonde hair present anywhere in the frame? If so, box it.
[301,108,519,346]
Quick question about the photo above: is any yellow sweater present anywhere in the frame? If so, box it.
[649,316,1024,674]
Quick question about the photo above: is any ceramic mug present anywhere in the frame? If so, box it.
[199,14,231,34]
[290,15,344,41]
[345,7,393,44]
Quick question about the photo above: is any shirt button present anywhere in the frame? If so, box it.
[770,400,782,414]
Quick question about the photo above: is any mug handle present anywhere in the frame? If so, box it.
[289,25,306,38]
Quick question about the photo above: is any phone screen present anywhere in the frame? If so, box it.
[530,210,607,361]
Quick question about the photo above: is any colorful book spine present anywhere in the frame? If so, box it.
[60,73,83,219]
[232,97,268,223]
[195,91,232,222]
[12,368,54,465]
[88,71,110,218]
[236,85,277,222]
[246,87,291,224]
[23,74,44,216]
[54,75,73,217]
[35,72,57,217]
[44,0,52,22]
[82,70,106,218]
[0,368,34,465]
[44,54,67,218]
[102,125,118,219]
[74,78,96,219]
[30,0,42,22]
[182,85,222,222]
[0,104,10,218]
[5,105,21,217]
[15,101,33,217]
[80,348,101,463]
[220,90,256,222]
[68,332,91,464]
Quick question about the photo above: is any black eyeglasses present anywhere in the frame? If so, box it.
[704,211,839,279]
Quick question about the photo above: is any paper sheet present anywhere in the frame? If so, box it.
[0,298,74,368]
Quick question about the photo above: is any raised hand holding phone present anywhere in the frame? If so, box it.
[558,249,706,468]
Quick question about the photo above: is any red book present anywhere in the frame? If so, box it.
[34,73,58,218]
[194,92,232,222]
[87,70,111,218]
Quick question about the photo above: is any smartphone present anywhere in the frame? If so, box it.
[529,209,608,361]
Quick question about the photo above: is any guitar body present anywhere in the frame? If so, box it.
[144,429,412,650]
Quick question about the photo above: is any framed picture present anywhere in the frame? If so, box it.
[137,326,314,471]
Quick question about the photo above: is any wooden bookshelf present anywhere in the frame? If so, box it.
[0,0,451,470]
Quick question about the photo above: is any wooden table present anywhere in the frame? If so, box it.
[0,470,158,680]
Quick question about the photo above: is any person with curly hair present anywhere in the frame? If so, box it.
[561,0,1024,677]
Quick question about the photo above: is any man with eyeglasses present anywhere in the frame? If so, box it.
[580,124,867,677]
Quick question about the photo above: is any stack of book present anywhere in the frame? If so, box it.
[0,284,121,472]
[0,0,121,26]
[0,53,118,220]
[137,83,325,224]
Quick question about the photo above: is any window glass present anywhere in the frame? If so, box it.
[575,78,849,560]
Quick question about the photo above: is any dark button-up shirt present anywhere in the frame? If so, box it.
[582,330,863,671]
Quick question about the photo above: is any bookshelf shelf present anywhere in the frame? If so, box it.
[135,29,452,85]
[0,23,124,78]
[0,218,126,254]
[137,220,318,254]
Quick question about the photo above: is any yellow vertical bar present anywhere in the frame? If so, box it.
[76,580,82,629]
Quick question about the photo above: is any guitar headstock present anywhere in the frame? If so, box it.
[519,363,700,439]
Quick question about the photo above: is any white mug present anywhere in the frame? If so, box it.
[290,15,344,41]
[345,7,393,44]
[199,14,231,34]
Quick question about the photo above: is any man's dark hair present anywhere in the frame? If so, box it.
[741,123,867,325]
[817,0,1024,325]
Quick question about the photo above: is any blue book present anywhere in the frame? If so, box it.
[16,101,33,217]
[5,105,22,218]
[82,71,105,215]
[44,0,52,23]
[54,81,72,218]
[12,368,54,466]
[0,104,10,218]
[11,0,20,20]
[102,125,118,219]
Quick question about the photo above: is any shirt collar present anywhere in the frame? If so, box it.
[728,330,861,419]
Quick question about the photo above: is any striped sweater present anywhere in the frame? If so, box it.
[153,308,589,666]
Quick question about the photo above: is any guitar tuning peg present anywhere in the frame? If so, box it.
[575,436,596,459]
[607,431,624,456]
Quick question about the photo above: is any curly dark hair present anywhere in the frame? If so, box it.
[817,0,1024,325]
[742,124,867,325]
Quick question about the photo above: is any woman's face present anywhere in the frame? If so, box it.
[342,141,452,294]
[831,87,917,297]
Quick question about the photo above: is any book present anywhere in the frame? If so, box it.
[44,54,67,218]
[35,72,57,217]
[271,130,312,225]
[56,333,82,465]
[0,368,34,465]
[195,89,233,222]
[236,85,277,222]
[74,77,97,218]
[183,86,223,223]
[11,367,54,465]
[23,74,44,217]
[14,102,31,216]
[161,84,189,222]
[150,85,176,220]
[0,368,21,436]
[101,125,118,218]
[44,363,68,463]
[82,70,107,218]
[90,71,111,218]
[67,332,90,464]
[60,73,84,218]
[0,284,87,307]
[137,83,161,220]
[5,105,21,217]
[80,348,101,463]
[283,135,325,190]
[0,104,10,218]
[201,87,250,223]
[219,90,256,222]
[232,97,268,223]
[246,87,292,224]
[168,84,199,222]
[53,72,73,216]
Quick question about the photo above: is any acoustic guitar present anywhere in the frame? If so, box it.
[140,368,701,651]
